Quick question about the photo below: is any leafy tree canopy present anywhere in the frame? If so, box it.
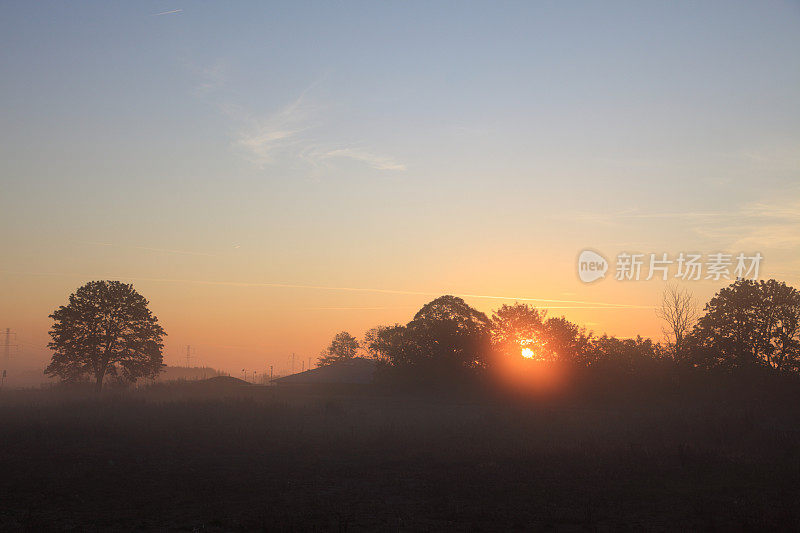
[490,303,546,354]
[369,296,491,376]
[45,280,166,391]
[317,331,359,367]
[690,279,800,372]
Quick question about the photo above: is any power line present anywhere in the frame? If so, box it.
[2,328,17,368]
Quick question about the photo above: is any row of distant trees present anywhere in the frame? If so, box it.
[42,278,800,391]
[317,279,800,378]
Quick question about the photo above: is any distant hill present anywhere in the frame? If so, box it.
[155,366,226,382]
[199,376,250,387]
[147,375,252,392]
[0,365,227,390]
[272,357,377,385]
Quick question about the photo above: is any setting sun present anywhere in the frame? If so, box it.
[521,347,535,359]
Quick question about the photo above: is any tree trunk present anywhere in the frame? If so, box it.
[95,367,106,393]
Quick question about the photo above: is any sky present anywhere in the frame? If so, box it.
[1,1,799,376]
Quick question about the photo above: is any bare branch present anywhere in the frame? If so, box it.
[655,283,698,363]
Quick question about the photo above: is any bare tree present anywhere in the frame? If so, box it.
[656,283,698,364]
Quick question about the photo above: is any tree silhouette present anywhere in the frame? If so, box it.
[690,279,800,371]
[45,281,166,391]
[362,326,393,362]
[760,280,800,372]
[490,303,546,358]
[542,316,592,365]
[365,324,414,366]
[410,295,491,372]
[587,335,662,372]
[656,283,698,364]
[317,331,359,367]
[373,296,492,377]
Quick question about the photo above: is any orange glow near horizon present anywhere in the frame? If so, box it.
[0,268,704,377]
[491,349,568,397]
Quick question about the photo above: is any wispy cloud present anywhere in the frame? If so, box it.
[740,200,800,221]
[695,197,800,250]
[229,92,319,168]
[731,225,800,250]
[695,222,800,251]
[563,209,728,223]
[565,196,800,246]
[559,193,800,278]
[195,62,226,95]
[220,82,405,173]
[739,143,800,172]
[321,148,406,171]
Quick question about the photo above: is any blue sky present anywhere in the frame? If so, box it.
[1,1,799,371]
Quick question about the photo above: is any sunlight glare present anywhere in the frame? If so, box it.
[521,347,535,359]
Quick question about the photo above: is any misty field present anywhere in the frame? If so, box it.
[1,376,800,531]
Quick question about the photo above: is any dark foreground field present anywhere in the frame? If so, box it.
[1,376,800,531]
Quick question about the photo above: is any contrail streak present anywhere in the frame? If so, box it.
[304,306,417,311]
[80,242,216,257]
[100,275,654,308]
[132,246,216,257]
[0,270,653,309]
[154,9,182,16]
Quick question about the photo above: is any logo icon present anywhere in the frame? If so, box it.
[578,250,608,283]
